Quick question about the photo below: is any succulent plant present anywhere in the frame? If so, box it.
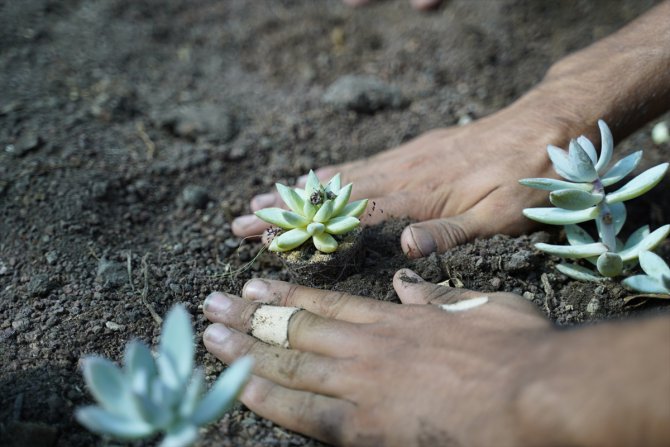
[255,170,368,253]
[76,305,253,447]
[520,119,669,284]
[622,250,670,294]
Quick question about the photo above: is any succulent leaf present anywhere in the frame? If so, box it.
[601,151,642,186]
[313,233,339,253]
[156,351,182,390]
[254,208,309,229]
[325,216,360,235]
[160,423,199,447]
[313,199,334,223]
[555,263,606,282]
[596,252,623,277]
[275,228,311,251]
[565,224,595,246]
[179,369,205,419]
[275,183,304,214]
[518,178,592,192]
[547,145,583,181]
[82,357,139,418]
[595,202,626,245]
[619,225,670,262]
[595,119,613,172]
[568,139,598,181]
[124,341,157,396]
[523,206,599,225]
[305,170,322,197]
[75,406,154,440]
[549,189,603,210]
[534,242,608,259]
[325,173,341,194]
[605,163,668,204]
[160,305,194,386]
[639,251,670,278]
[624,225,650,250]
[306,222,325,235]
[576,135,598,165]
[191,356,253,426]
[622,275,669,294]
[331,183,353,216]
[342,199,368,218]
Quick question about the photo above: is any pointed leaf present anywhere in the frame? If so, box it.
[639,251,670,279]
[160,305,194,386]
[131,388,171,429]
[549,189,603,210]
[82,357,138,418]
[179,368,205,419]
[75,406,154,439]
[159,423,199,447]
[274,228,311,251]
[325,216,360,235]
[522,206,599,225]
[306,222,325,236]
[535,242,607,259]
[595,119,613,173]
[576,135,598,165]
[313,233,339,253]
[331,183,352,216]
[605,163,668,204]
[342,199,368,218]
[555,263,606,282]
[156,350,181,390]
[275,183,304,214]
[547,145,582,182]
[596,252,623,277]
[619,225,670,261]
[124,341,157,395]
[255,208,309,229]
[313,199,334,223]
[568,139,598,181]
[624,225,650,250]
[302,200,316,220]
[518,178,592,192]
[565,224,595,246]
[622,275,670,294]
[601,151,642,186]
[305,170,322,197]
[191,356,253,426]
[325,173,341,195]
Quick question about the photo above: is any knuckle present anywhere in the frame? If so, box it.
[319,292,350,319]
[278,350,309,382]
[240,302,262,333]
[282,284,301,307]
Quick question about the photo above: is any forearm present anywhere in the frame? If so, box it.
[515,0,670,145]
[519,315,670,447]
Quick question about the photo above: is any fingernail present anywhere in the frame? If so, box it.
[406,225,436,258]
[233,214,259,230]
[204,324,231,343]
[398,269,422,283]
[242,279,270,301]
[204,292,232,314]
[251,193,275,209]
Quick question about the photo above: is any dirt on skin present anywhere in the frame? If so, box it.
[1,0,668,446]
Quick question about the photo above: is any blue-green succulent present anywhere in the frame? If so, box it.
[520,120,669,286]
[76,305,252,447]
[622,251,670,294]
[255,170,368,253]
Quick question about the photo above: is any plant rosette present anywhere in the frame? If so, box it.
[256,171,368,286]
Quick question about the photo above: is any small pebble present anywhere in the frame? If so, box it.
[105,321,125,331]
[181,185,210,209]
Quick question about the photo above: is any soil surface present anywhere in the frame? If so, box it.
[1,0,668,446]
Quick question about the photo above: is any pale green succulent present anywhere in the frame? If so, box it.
[76,305,253,447]
[255,170,368,253]
[520,119,669,285]
[622,250,670,294]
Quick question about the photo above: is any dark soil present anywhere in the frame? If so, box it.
[1,0,668,446]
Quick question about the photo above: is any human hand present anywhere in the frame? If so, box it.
[232,98,572,258]
[203,269,555,446]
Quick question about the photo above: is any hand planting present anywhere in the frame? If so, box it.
[255,170,368,253]
[520,120,669,284]
[76,305,252,447]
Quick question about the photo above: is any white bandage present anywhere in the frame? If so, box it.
[439,296,489,312]
[250,305,302,348]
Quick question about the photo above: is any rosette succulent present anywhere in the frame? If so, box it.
[255,170,368,253]
[520,119,669,284]
[76,305,253,447]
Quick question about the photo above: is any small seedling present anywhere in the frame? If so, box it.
[76,305,252,447]
[520,120,669,284]
[622,251,670,294]
[255,170,368,253]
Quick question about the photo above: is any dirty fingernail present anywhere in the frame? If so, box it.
[251,193,275,209]
[204,324,231,343]
[204,292,232,314]
[242,279,270,301]
[405,225,436,258]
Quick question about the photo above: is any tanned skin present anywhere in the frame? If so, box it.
[206,3,670,446]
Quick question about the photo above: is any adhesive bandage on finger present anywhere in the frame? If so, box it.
[439,296,489,312]
[250,305,302,348]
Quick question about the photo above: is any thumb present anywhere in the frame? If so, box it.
[393,269,482,305]
[400,211,481,259]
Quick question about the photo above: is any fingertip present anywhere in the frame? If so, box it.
[393,269,428,304]
[251,193,277,211]
[232,214,266,237]
[400,224,436,259]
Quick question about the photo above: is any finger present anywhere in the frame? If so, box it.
[393,269,484,305]
[204,292,362,355]
[231,213,271,237]
[203,323,350,396]
[240,375,354,446]
[242,279,396,324]
[400,211,476,258]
